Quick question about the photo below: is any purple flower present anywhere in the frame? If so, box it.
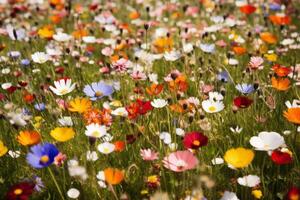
[26,143,59,169]
[83,81,114,101]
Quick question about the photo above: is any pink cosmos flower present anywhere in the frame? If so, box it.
[248,56,264,70]
[140,149,159,161]
[163,150,198,172]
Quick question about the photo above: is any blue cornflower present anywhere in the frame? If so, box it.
[34,103,46,111]
[21,59,30,66]
[236,83,255,94]
[26,143,59,169]
[217,71,230,82]
[83,81,114,101]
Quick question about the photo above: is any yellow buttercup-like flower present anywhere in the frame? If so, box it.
[252,190,263,199]
[0,140,8,157]
[68,97,92,114]
[38,25,54,39]
[224,147,254,168]
[50,127,75,142]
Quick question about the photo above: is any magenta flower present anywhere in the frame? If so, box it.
[183,131,208,150]
[163,150,198,172]
[140,149,159,161]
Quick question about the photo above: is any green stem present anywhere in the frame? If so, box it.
[48,167,65,200]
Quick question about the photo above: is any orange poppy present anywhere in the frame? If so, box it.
[17,130,41,146]
[260,32,277,44]
[271,77,290,91]
[153,37,173,53]
[72,29,88,39]
[50,14,62,24]
[284,108,300,125]
[23,91,35,103]
[169,104,184,113]
[169,75,188,92]
[272,64,292,77]
[146,84,164,96]
[104,168,124,185]
[129,11,140,20]
[269,15,291,26]
[232,46,246,55]
[114,141,125,152]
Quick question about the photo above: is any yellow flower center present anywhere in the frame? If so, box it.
[193,140,200,146]
[91,131,100,137]
[14,189,23,195]
[60,88,68,95]
[208,106,216,112]
[103,147,110,153]
[40,155,49,163]
[95,91,103,97]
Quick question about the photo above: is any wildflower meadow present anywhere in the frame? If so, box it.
[1,0,300,199]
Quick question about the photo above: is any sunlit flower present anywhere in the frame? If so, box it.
[50,127,75,142]
[271,77,290,91]
[284,108,300,124]
[104,168,124,185]
[17,130,41,146]
[68,97,92,113]
[0,140,8,157]
[202,100,224,113]
[224,147,254,169]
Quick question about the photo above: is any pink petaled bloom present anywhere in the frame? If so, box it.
[54,152,67,167]
[112,58,130,73]
[163,150,198,172]
[101,47,113,56]
[131,71,147,80]
[140,149,159,161]
[100,66,110,74]
[56,99,68,109]
[216,40,227,47]
[248,56,264,70]
[201,84,214,94]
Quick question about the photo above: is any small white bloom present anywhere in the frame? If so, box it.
[31,52,50,64]
[8,150,21,158]
[1,83,12,90]
[67,188,80,199]
[151,99,168,108]
[183,43,193,53]
[208,91,224,101]
[230,126,243,134]
[220,191,239,200]
[85,123,107,138]
[212,157,224,165]
[159,132,172,144]
[111,107,128,117]
[98,142,115,154]
[237,175,260,187]
[175,128,185,137]
[164,50,181,61]
[58,116,73,126]
[53,32,72,42]
[202,100,224,113]
[49,79,76,96]
[86,150,98,161]
[82,36,96,43]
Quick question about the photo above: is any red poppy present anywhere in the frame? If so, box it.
[233,96,253,108]
[286,186,300,200]
[6,86,18,94]
[183,131,208,150]
[126,99,153,119]
[6,181,35,200]
[272,64,292,77]
[240,4,256,15]
[271,150,293,165]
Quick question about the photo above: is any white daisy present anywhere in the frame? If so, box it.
[31,52,50,64]
[67,188,80,199]
[97,142,115,154]
[202,100,224,113]
[151,99,168,108]
[85,123,107,138]
[86,150,98,161]
[49,79,76,96]
[53,32,72,42]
